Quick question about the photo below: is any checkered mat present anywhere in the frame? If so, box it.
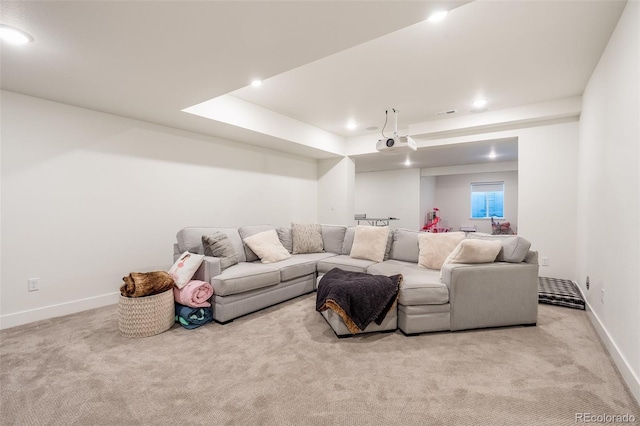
[538,276,585,310]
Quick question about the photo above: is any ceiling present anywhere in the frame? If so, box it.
[354,137,518,173]
[0,0,627,171]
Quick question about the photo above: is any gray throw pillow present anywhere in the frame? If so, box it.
[202,232,240,271]
[291,223,324,254]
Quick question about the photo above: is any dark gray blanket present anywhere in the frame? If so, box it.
[316,268,402,334]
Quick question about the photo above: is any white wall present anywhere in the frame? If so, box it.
[317,157,355,225]
[419,176,436,228]
[0,91,318,328]
[354,168,421,230]
[434,171,518,234]
[577,0,639,402]
[517,121,579,280]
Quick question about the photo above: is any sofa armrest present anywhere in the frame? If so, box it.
[441,262,539,331]
[192,256,222,282]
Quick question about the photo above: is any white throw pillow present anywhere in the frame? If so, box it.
[418,232,465,270]
[349,225,389,263]
[169,251,205,289]
[243,229,292,264]
[444,239,503,265]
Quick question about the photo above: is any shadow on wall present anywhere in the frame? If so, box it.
[2,91,317,181]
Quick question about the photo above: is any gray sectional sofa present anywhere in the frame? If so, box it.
[174,225,539,336]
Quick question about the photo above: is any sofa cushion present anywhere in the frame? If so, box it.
[341,227,354,255]
[202,232,240,271]
[169,251,205,289]
[466,233,532,263]
[177,227,246,262]
[350,225,389,262]
[389,229,420,263]
[292,223,324,254]
[294,252,340,262]
[211,262,281,296]
[239,225,276,262]
[276,227,293,253]
[321,225,347,254]
[316,255,377,274]
[418,232,465,270]
[444,239,503,265]
[270,255,318,282]
[368,260,449,305]
[243,229,292,264]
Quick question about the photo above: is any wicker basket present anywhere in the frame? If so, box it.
[118,289,175,338]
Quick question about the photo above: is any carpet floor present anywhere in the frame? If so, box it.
[1,294,638,425]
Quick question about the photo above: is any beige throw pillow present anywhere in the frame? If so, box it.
[350,226,389,263]
[444,239,503,265]
[243,230,291,264]
[291,223,324,254]
[418,232,465,270]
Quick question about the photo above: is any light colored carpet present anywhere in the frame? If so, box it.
[1,294,638,425]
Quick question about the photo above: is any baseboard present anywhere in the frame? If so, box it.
[583,295,640,405]
[0,292,120,330]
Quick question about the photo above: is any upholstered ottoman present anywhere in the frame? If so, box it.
[316,268,401,337]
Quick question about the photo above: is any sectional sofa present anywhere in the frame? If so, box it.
[173,224,539,336]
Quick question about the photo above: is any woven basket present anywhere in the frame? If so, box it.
[118,289,175,338]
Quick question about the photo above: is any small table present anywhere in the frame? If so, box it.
[355,217,399,227]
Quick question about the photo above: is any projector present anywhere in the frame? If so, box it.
[376,135,417,154]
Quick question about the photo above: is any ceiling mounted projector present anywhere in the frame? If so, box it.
[376,109,417,154]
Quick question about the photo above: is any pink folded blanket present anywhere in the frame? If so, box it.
[173,280,214,308]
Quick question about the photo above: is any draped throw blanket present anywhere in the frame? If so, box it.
[173,280,214,308]
[316,268,402,334]
[175,303,213,329]
[120,271,174,298]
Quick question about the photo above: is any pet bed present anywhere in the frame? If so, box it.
[538,276,585,310]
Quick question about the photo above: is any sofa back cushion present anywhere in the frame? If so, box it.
[465,233,532,263]
[276,227,293,253]
[341,226,356,255]
[239,225,276,262]
[177,227,246,263]
[389,229,420,263]
[321,225,347,254]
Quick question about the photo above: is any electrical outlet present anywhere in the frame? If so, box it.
[586,276,590,290]
[28,278,40,292]
[601,288,605,304]
[541,257,549,266]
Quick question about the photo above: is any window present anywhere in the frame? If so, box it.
[470,181,504,219]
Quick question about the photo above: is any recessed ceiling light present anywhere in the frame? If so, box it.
[427,11,448,22]
[250,79,263,88]
[404,158,411,166]
[0,24,33,45]
[488,150,497,159]
[346,121,357,130]
[472,99,488,110]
